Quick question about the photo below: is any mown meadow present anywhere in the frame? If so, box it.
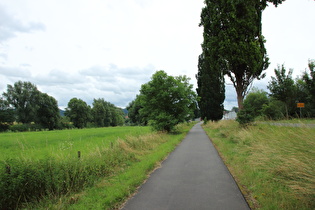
[0,123,195,209]
[203,120,315,210]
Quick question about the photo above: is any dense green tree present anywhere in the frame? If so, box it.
[196,51,225,121]
[2,81,40,123]
[110,108,125,127]
[0,97,15,123]
[236,88,268,125]
[199,0,285,110]
[92,98,110,127]
[35,93,60,130]
[91,98,124,127]
[302,59,315,116]
[243,88,269,118]
[139,70,197,132]
[197,0,227,121]
[126,97,144,125]
[267,65,296,118]
[0,97,15,131]
[261,99,286,120]
[65,98,91,128]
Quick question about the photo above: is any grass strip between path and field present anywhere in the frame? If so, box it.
[202,120,315,210]
[21,122,195,209]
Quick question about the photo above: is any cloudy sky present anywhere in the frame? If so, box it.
[0,0,314,110]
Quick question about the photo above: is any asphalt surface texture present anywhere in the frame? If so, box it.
[122,122,250,210]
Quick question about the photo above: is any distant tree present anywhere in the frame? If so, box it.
[302,59,315,116]
[65,98,91,128]
[110,108,125,127]
[0,97,15,131]
[139,70,197,132]
[126,97,145,125]
[92,98,124,127]
[0,97,15,123]
[35,93,60,130]
[231,107,239,113]
[92,98,110,127]
[2,81,40,123]
[267,65,296,118]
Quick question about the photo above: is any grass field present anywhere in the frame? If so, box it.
[203,120,315,209]
[0,123,195,209]
[0,126,151,161]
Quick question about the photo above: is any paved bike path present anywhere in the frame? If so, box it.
[122,122,250,210]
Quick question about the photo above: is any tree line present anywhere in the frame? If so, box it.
[0,81,125,131]
[1,70,199,133]
[237,60,315,124]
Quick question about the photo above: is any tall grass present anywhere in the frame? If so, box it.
[203,120,315,209]
[0,123,195,209]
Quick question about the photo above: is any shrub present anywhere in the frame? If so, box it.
[236,109,254,126]
[9,123,44,132]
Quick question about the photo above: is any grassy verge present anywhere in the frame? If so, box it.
[2,122,195,209]
[202,120,314,209]
[259,119,315,124]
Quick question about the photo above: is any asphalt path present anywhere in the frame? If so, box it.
[122,122,250,210]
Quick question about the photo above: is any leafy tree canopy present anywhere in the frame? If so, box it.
[36,93,60,130]
[138,70,197,132]
[65,98,91,128]
[267,64,296,118]
[2,81,40,123]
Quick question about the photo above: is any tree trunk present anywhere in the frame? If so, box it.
[235,78,244,110]
[237,91,244,110]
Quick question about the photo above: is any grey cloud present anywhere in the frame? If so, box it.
[34,69,86,86]
[0,65,31,78]
[80,64,155,83]
[0,5,45,42]
[0,53,8,61]
[1,64,154,108]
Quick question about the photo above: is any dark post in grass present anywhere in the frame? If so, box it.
[78,151,81,159]
[5,164,11,174]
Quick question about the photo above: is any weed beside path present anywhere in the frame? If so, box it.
[203,120,315,209]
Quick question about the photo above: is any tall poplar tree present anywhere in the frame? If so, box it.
[198,0,285,110]
[196,0,225,121]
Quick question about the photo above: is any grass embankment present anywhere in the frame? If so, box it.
[0,123,195,209]
[203,121,315,209]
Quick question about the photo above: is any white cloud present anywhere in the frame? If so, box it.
[0,5,45,42]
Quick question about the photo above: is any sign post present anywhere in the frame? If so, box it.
[297,103,305,118]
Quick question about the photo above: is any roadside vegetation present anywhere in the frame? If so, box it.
[203,120,315,209]
[0,122,195,209]
[237,60,315,125]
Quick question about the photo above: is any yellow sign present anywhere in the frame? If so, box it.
[297,103,305,108]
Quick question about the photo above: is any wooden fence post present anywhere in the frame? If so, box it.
[5,164,11,174]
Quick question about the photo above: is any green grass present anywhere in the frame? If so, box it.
[0,126,151,161]
[203,120,315,209]
[0,123,195,209]
[259,118,315,124]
